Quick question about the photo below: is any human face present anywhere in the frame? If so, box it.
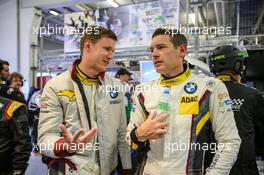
[120,74,131,83]
[83,37,115,74]
[0,64,10,80]
[10,77,22,90]
[150,35,187,77]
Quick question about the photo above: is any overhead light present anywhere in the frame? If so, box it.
[48,9,60,16]
[107,0,119,8]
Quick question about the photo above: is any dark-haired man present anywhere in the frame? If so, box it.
[126,28,241,175]
[0,59,10,87]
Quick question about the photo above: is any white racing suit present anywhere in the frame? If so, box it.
[127,67,241,175]
[38,59,131,175]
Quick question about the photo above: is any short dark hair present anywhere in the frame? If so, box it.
[80,25,117,55]
[9,72,23,80]
[152,28,187,48]
[0,60,9,72]
[115,68,132,78]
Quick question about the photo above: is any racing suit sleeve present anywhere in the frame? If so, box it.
[253,91,264,156]
[37,80,64,158]
[206,81,241,175]
[12,106,32,173]
[117,94,132,169]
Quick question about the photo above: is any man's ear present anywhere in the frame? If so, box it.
[83,40,92,53]
[179,44,187,58]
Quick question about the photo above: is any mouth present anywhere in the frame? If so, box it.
[103,60,110,65]
[154,60,163,67]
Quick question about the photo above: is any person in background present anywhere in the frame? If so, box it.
[0,72,26,104]
[115,68,134,174]
[115,68,132,84]
[115,68,133,122]
[8,72,25,100]
[207,45,264,175]
[0,59,10,87]
[0,95,32,175]
[126,28,241,175]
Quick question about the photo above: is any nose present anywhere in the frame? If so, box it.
[107,51,114,60]
[151,48,159,60]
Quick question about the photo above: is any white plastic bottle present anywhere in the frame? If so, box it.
[157,88,172,173]
[152,87,170,164]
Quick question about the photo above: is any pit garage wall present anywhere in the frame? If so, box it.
[0,0,18,72]
[0,0,39,97]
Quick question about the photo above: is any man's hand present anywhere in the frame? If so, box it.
[135,111,169,140]
[59,124,97,154]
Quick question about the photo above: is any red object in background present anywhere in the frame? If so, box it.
[37,76,52,89]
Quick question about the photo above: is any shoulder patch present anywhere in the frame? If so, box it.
[56,90,76,102]
[5,101,24,119]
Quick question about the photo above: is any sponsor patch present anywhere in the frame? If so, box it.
[184,82,198,94]
[206,80,216,88]
[224,99,232,105]
[218,93,224,100]
[56,90,76,102]
[180,96,199,103]
[110,100,121,104]
[179,95,199,114]
[231,98,244,111]
[7,101,24,119]
[109,90,118,99]
[41,96,49,102]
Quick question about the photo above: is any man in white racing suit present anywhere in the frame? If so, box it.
[126,28,241,175]
[38,26,131,175]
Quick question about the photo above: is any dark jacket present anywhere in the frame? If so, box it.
[0,84,26,104]
[205,75,264,175]
[0,96,32,174]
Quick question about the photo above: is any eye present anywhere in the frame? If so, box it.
[104,47,113,52]
[157,45,165,50]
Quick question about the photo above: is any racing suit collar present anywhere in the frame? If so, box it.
[71,59,105,83]
[159,65,192,87]
[76,65,99,85]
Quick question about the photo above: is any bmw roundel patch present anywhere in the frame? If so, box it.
[184,82,198,94]
[110,90,118,98]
